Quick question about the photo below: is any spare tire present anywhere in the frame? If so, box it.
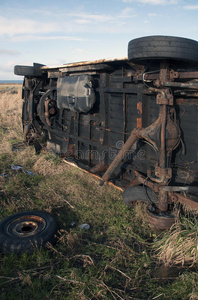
[14,63,45,77]
[128,36,198,62]
[14,65,35,76]
[0,210,57,254]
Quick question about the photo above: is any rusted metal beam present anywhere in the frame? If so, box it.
[163,81,198,89]
[170,70,198,80]
[140,71,198,81]
[60,64,114,74]
[137,84,143,128]
[170,193,198,210]
[136,172,160,192]
[100,128,141,185]
[159,105,167,170]
[157,61,170,212]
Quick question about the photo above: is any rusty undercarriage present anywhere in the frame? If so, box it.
[14,36,198,229]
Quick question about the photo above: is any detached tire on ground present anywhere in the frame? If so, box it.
[0,211,57,254]
[123,186,158,207]
[128,36,198,62]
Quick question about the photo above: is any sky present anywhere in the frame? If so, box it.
[1,0,198,80]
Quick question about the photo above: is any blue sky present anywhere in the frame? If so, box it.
[1,0,198,80]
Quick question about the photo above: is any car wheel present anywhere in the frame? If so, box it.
[14,63,44,77]
[128,36,198,62]
[0,211,57,254]
[14,65,35,76]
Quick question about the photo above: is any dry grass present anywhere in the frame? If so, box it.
[33,155,69,176]
[0,85,22,129]
[0,85,23,155]
[154,216,198,267]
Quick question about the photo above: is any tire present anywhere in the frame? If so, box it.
[128,36,198,62]
[0,211,57,254]
[14,65,35,76]
[14,63,44,77]
[123,186,158,207]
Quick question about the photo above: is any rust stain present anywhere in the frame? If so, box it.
[146,208,176,230]
[44,99,51,127]
[90,162,107,174]
[170,193,198,210]
[176,98,198,106]
[137,101,143,128]
[42,57,128,70]
[63,159,124,191]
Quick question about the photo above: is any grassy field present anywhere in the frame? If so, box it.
[0,84,198,299]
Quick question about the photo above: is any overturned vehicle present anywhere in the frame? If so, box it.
[15,36,198,230]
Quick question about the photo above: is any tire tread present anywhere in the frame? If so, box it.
[128,35,198,62]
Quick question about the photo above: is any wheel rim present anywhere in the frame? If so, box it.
[6,215,46,238]
[129,199,148,207]
[146,207,176,230]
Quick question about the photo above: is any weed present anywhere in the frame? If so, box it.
[154,213,198,267]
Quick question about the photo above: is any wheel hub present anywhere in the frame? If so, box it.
[7,216,46,237]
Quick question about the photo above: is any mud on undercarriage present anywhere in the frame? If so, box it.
[14,35,198,230]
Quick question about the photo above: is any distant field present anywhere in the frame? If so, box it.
[0,84,198,299]
[0,80,23,84]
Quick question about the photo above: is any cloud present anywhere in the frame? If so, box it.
[0,10,136,40]
[120,7,136,17]
[11,35,86,42]
[69,13,116,23]
[148,13,157,17]
[183,5,198,10]
[0,49,21,55]
[122,0,177,4]
[0,16,60,37]
[69,10,135,25]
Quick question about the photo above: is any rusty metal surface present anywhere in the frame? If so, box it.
[42,57,128,70]
[163,81,198,89]
[136,172,160,192]
[140,70,198,81]
[146,207,176,230]
[101,128,140,184]
[9,215,46,237]
[63,159,124,192]
[170,193,198,210]
[44,99,51,127]
[90,162,107,174]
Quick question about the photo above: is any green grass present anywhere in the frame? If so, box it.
[1,86,198,299]
[1,149,198,299]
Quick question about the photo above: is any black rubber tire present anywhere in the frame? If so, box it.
[14,65,35,76]
[0,211,57,254]
[128,36,198,62]
[123,186,158,207]
[14,63,44,77]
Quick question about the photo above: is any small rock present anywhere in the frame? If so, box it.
[79,224,90,230]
